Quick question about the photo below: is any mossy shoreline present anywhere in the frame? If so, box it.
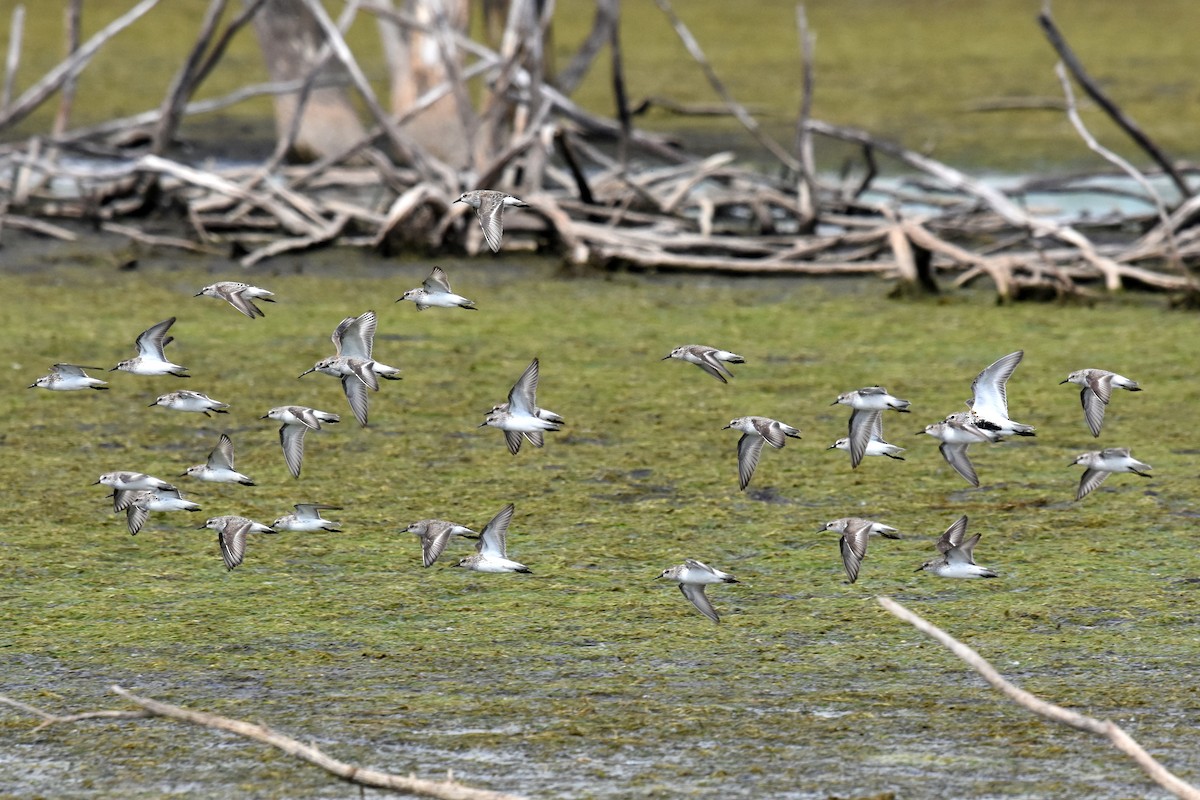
[1,232,1198,798]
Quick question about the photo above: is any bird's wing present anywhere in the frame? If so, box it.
[279,424,308,478]
[736,434,764,491]
[939,442,980,487]
[478,503,515,557]
[225,289,263,318]
[477,203,505,252]
[126,504,149,536]
[425,266,453,293]
[1076,468,1109,500]
[971,350,1022,418]
[1088,372,1114,405]
[209,433,236,470]
[848,409,882,469]
[135,317,175,359]
[1080,388,1106,437]
[341,375,370,428]
[947,533,982,565]
[698,350,735,380]
[219,528,247,570]
[421,528,452,567]
[507,359,540,415]
[937,515,970,553]
[680,584,720,623]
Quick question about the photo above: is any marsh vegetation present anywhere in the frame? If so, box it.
[2,240,1198,798]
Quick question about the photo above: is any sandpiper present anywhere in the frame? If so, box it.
[261,406,341,478]
[194,281,275,319]
[662,344,745,383]
[723,416,801,490]
[1060,369,1142,437]
[120,488,201,535]
[95,471,177,510]
[1072,447,1152,501]
[201,515,276,571]
[405,519,480,567]
[29,363,108,391]
[272,504,343,532]
[920,416,1002,487]
[827,410,905,462]
[832,387,911,469]
[967,350,1036,437]
[656,559,739,623]
[918,515,998,578]
[454,503,529,573]
[111,317,189,377]
[818,518,901,584]
[454,190,529,252]
[299,311,400,427]
[181,433,254,485]
[396,266,477,311]
[480,358,562,455]
[149,390,229,417]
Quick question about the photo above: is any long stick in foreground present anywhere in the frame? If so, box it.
[0,687,527,800]
[108,685,528,800]
[876,597,1200,800]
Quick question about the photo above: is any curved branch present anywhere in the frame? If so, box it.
[877,597,1200,800]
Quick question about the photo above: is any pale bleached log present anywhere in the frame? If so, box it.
[1,212,77,241]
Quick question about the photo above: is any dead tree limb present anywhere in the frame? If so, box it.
[150,0,229,155]
[1054,62,1190,284]
[1037,3,1190,201]
[877,597,1200,800]
[652,0,798,172]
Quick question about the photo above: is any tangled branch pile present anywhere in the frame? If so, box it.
[0,0,1197,302]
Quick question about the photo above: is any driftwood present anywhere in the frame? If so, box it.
[0,686,528,800]
[877,597,1200,800]
[0,2,1195,301]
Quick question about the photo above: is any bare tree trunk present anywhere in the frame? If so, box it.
[377,0,471,168]
[246,0,366,162]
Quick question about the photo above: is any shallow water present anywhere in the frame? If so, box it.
[1,233,1198,798]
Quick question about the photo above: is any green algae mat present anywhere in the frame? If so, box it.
[2,243,1198,798]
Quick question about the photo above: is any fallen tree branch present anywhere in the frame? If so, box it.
[877,597,1200,800]
[1,688,529,800]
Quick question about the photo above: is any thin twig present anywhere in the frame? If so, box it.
[877,597,1200,800]
[652,0,798,171]
[150,0,229,155]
